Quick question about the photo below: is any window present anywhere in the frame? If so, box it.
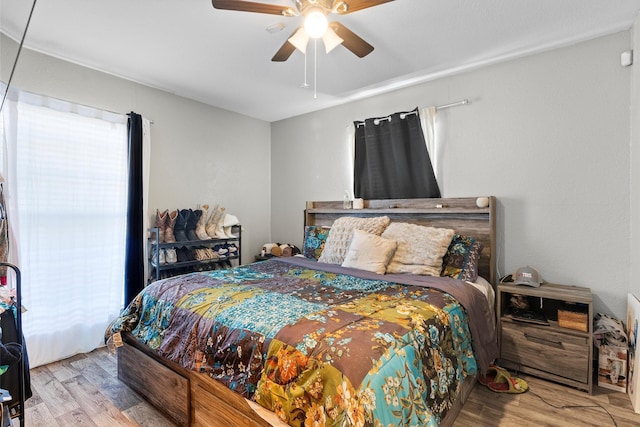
[1,88,128,367]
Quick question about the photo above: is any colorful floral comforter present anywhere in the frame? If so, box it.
[106,256,497,427]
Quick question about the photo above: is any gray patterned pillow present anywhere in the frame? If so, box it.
[317,216,391,265]
[382,222,455,276]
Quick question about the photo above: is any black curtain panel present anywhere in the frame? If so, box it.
[354,107,440,200]
[124,112,144,306]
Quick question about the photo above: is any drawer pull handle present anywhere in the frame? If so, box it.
[524,333,563,348]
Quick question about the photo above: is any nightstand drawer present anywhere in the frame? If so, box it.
[501,321,589,383]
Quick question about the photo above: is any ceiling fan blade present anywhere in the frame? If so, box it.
[329,21,374,57]
[332,0,394,14]
[272,29,302,61]
[212,0,296,16]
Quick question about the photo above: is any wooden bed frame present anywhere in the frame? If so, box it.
[117,197,496,426]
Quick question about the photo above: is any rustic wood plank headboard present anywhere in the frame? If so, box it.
[304,197,496,285]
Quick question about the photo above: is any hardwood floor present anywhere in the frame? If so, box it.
[19,347,640,426]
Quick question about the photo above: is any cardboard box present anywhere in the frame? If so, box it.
[598,344,628,392]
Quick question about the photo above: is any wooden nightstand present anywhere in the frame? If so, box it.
[497,282,593,394]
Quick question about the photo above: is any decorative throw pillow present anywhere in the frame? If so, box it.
[303,225,331,260]
[441,234,484,282]
[342,229,398,275]
[317,216,391,265]
[382,222,455,276]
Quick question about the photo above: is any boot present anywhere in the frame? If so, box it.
[174,209,190,242]
[205,205,226,239]
[154,209,168,243]
[165,210,178,243]
[213,207,228,239]
[222,214,239,238]
[195,204,211,240]
[186,209,201,241]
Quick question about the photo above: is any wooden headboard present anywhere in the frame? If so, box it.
[304,197,496,285]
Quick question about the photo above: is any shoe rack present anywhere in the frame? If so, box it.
[147,225,242,283]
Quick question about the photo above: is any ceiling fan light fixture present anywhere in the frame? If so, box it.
[322,27,343,53]
[304,9,328,38]
[288,27,310,54]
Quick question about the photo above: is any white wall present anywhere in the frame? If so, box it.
[272,31,632,319]
[631,16,640,300]
[1,34,272,264]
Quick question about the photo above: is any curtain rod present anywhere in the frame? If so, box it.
[354,99,469,127]
[435,99,469,110]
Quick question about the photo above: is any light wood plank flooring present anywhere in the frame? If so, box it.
[18,347,640,426]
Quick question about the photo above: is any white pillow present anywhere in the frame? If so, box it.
[341,229,398,274]
[381,223,455,276]
[318,216,391,265]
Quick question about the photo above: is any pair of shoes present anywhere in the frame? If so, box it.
[186,209,202,241]
[478,365,528,393]
[205,205,227,239]
[214,244,228,257]
[165,248,177,264]
[155,209,178,243]
[194,247,219,261]
[195,204,211,240]
[153,249,166,265]
[174,209,192,242]
[226,243,238,255]
[176,246,195,262]
[154,209,168,243]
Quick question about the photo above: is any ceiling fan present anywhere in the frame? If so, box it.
[211,0,394,61]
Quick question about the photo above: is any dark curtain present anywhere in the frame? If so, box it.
[354,107,440,199]
[124,112,144,306]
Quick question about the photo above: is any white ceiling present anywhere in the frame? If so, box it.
[1,0,639,122]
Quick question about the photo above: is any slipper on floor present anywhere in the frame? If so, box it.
[478,365,509,386]
[478,365,528,394]
[486,376,528,393]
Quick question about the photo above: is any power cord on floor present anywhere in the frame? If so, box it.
[528,390,618,427]
[511,367,618,427]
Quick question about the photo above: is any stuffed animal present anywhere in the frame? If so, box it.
[260,243,301,257]
[261,243,278,257]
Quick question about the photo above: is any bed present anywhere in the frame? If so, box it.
[106,197,498,427]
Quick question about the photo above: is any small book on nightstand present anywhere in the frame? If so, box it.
[506,308,549,326]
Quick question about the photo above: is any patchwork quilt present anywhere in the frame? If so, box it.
[106,257,497,427]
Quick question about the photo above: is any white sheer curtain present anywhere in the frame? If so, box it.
[419,106,440,187]
[1,86,131,367]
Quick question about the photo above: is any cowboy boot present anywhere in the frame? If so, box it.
[165,210,178,243]
[174,209,190,242]
[213,207,228,239]
[154,209,168,243]
[186,209,201,241]
[195,204,211,240]
[205,205,226,239]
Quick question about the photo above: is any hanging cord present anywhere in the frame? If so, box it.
[313,39,318,99]
[0,0,39,114]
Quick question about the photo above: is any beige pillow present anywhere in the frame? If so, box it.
[382,223,455,275]
[317,216,391,265]
[341,229,398,274]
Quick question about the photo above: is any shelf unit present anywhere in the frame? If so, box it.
[148,225,241,283]
[497,282,593,393]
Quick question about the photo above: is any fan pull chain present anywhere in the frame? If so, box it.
[314,39,317,99]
